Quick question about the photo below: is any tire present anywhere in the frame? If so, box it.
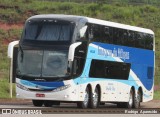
[133,90,141,108]
[44,101,53,107]
[90,87,99,108]
[100,102,105,105]
[117,102,126,108]
[32,100,44,107]
[52,101,60,106]
[125,89,134,108]
[77,87,89,109]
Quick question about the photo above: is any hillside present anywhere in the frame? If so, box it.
[0,0,160,98]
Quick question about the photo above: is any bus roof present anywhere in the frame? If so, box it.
[28,14,154,35]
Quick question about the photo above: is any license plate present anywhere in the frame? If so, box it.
[36,93,45,97]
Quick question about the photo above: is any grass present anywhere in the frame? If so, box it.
[154,90,160,100]
[0,78,10,98]
[0,81,16,99]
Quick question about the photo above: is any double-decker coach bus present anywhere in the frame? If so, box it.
[8,14,155,109]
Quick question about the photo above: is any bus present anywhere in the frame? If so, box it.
[8,14,155,109]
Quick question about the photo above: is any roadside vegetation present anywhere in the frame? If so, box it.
[0,0,160,99]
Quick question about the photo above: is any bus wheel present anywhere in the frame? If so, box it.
[44,101,53,107]
[117,102,126,108]
[77,87,89,109]
[52,101,60,106]
[126,89,134,108]
[32,100,44,107]
[133,90,141,108]
[90,87,99,108]
[100,102,105,105]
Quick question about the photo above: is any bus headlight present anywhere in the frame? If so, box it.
[16,83,29,91]
[53,84,71,92]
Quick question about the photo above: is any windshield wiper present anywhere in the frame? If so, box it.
[47,75,67,81]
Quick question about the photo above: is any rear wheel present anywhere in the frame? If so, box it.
[90,87,99,108]
[100,102,105,105]
[32,100,44,107]
[77,87,89,109]
[133,90,141,108]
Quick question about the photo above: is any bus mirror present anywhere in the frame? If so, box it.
[8,41,19,83]
[79,26,87,38]
[8,41,19,58]
[68,42,82,61]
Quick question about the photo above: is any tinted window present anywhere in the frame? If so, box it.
[72,42,87,77]
[24,20,74,42]
[145,34,153,50]
[89,59,131,80]
[88,23,153,50]
[91,24,113,44]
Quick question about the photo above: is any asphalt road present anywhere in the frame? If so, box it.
[0,99,160,114]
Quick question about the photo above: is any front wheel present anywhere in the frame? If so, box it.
[32,100,44,107]
[117,102,126,108]
[44,101,53,107]
[77,87,89,109]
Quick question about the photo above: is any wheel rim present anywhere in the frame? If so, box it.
[137,91,141,103]
[135,91,141,107]
[93,90,98,106]
[129,91,133,107]
[83,90,89,107]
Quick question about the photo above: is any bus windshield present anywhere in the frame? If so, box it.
[17,50,68,78]
[23,20,74,42]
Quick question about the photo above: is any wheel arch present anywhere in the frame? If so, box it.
[131,86,135,93]
[86,84,92,96]
[131,86,135,98]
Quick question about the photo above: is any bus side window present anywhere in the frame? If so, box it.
[136,32,145,49]
[73,58,85,76]
[118,29,124,45]
[102,26,111,44]
[89,60,105,78]
[123,30,129,46]
[89,60,130,80]
[127,31,135,47]
[87,24,94,40]
[145,34,153,50]
[112,27,118,44]
[92,24,101,42]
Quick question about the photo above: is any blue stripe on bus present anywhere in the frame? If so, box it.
[20,80,64,90]
[93,42,154,91]
[78,42,154,91]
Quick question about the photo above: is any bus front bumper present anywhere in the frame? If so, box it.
[16,86,79,101]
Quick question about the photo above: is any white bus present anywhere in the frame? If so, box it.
[8,14,155,109]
